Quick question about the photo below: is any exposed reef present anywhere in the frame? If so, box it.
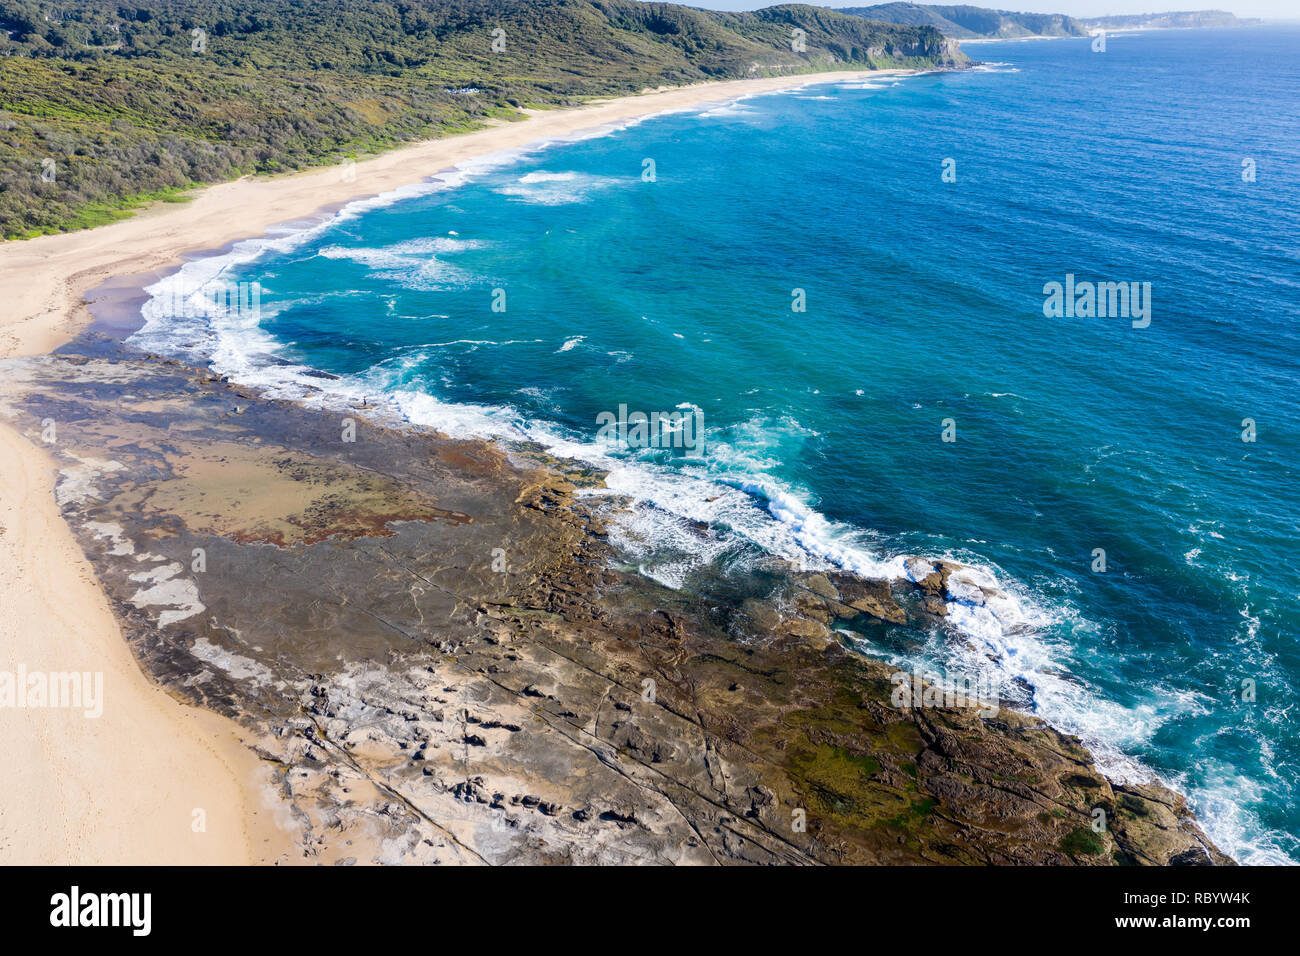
[0,337,1232,865]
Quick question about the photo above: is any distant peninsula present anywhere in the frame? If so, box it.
[837,4,1257,39]
[1082,10,1258,31]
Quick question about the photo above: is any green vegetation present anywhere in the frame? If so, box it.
[0,0,965,238]
[1059,826,1106,857]
[838,4,1088,40]
[789,742,884,815]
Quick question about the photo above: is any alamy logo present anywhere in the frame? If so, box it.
[890,667,999,718]
[156,281,261,320]
[1042,274,1151,328]
[595,404,704,456]
[50,887,151,936]
[0,666,102,718]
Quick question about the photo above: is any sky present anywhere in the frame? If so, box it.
[663,2,1297,20]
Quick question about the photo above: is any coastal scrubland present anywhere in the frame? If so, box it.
[0,0,963,237]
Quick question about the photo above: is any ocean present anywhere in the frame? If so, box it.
[130,26,1300,864]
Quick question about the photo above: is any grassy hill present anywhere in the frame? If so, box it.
[0,0,966,239]
[838,4,1088,39]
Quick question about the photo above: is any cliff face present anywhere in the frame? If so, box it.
[895,34,966,63]
[860,35,965,64]
[749,5,970,68]
[4,336,1233,865]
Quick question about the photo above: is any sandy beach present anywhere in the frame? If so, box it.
[0,70,893,361]
[0,69,889,864]
[0,420,287,864]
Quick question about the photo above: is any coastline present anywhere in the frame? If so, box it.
[0,69,906,361]
[960,28,1149,44]
[0,65,1236,864]
[0,67,909,865]
[1,338,1232,864]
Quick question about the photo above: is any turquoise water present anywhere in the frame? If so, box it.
[133,27,1300,863]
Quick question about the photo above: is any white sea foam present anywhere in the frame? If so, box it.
[141,251,1169,794]
[496,170,623,205]
[697,101,760,119]
[1175,762,1298,866]
[317,240,480,290]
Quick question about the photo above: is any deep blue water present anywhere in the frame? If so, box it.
[134,27,1300,863]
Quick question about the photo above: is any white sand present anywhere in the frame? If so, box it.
[0,421,287,863]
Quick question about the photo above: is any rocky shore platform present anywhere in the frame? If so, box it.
[1,335,1233,865]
